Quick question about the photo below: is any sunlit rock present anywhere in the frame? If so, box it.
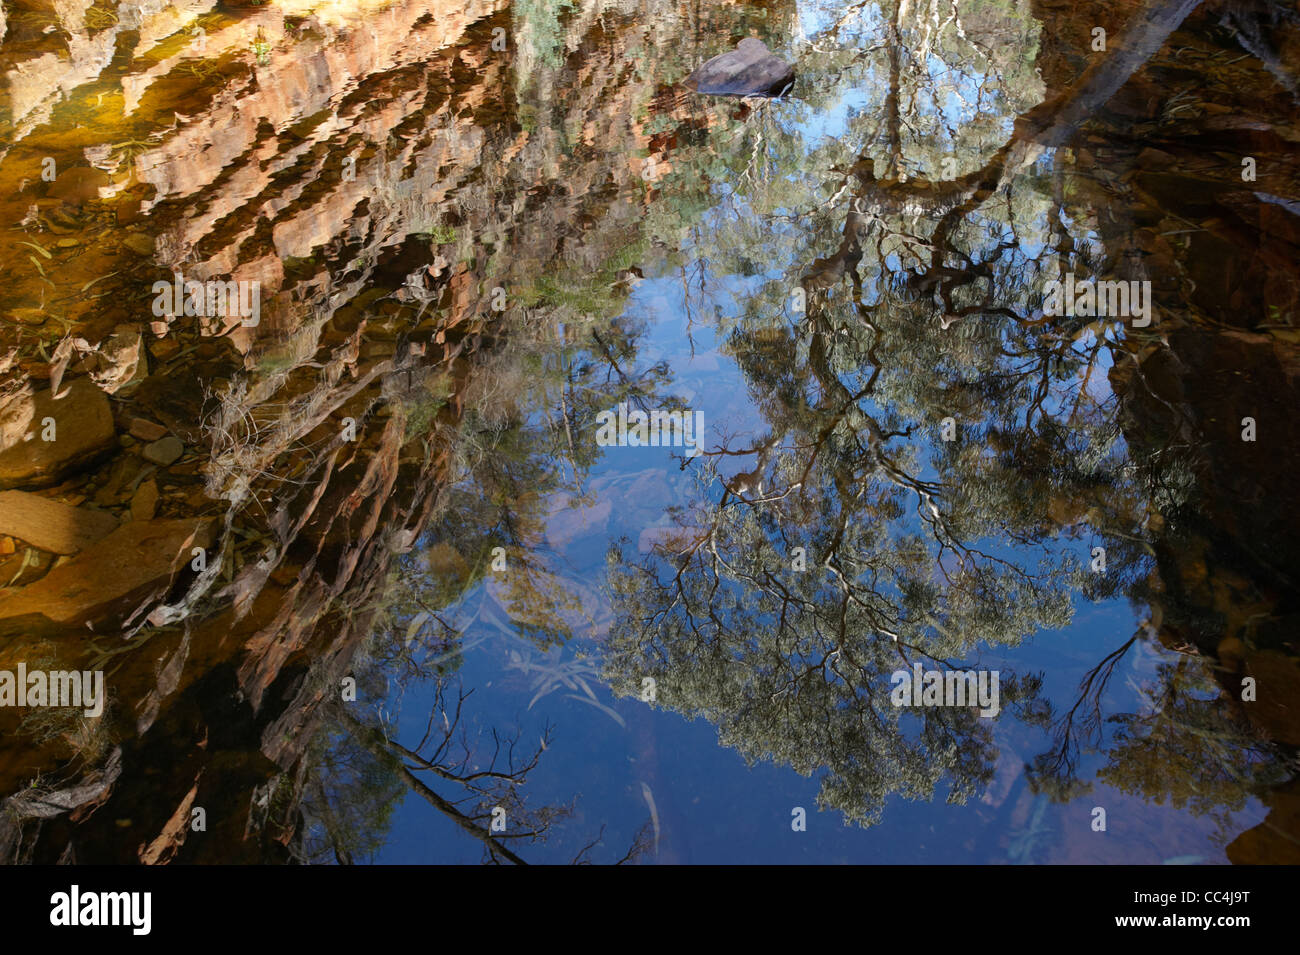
[0,490,120,555]
[0,378,116,490]
[0,518,214,628]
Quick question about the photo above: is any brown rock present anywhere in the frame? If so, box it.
[131,480,159,522]
[0,518,214,628]
[129,418,169,442]
[9,308,46,326]
[683,38,795,97]
[46,167,109,202]
[0,490,120,554]
[0,547,55,588]
[142,436,184,466]
[0,378,117,489]
[93,456,140,507]
[1227,781,1300,864]
[1242,650,1300,745]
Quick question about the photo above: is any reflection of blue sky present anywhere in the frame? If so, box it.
[376,229,1261,862]
[372,1,1266,863]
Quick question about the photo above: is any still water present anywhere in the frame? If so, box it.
[0,0,1296,864]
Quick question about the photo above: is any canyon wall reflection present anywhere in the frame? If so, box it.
[0,0,1296,863]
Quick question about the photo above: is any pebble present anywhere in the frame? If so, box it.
[131,479,159,522]
[129,417,169,442]
[142,436,183,466]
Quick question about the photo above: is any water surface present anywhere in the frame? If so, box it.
[0,0,1297,865]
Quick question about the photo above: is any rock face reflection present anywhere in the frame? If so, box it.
[0,0,718,864]
[0,0,1296,863]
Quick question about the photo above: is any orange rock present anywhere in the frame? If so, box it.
[130,480,160,522]
[0,378,116,490]
[0,518,214,629]
[0,491,120,555]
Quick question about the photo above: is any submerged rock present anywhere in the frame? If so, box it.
[0,518,214,628]
[128,418,168,442]
[142,436,184,466]
[0,378,116,490]
[46,167,109,203]
[0,491,119,555]
[683,38,794,98]
[130,479,160,522]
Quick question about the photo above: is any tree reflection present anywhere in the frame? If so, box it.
[598,0,1297,834]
